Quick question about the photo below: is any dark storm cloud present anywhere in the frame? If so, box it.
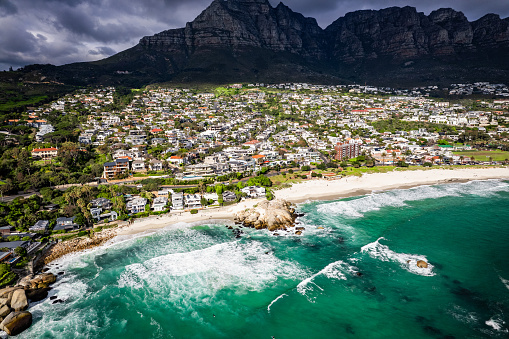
[0,0,17,16]
[89,46,116,56]
[0,0,508,71]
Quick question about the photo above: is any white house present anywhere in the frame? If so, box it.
[152,196,168,211]
[241,186,266,198]
[126,197,147,214]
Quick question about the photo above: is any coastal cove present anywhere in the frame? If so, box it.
[113,167,509,236]
[11,167,509,338]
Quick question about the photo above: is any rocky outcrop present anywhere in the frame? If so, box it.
[416,260,429,268]
[10,290,28,312]
[0,311,32,336]
[41,229,117,265]
[0,273,58,336]
[234,199,299,231]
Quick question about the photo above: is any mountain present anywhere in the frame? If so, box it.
[17,0,509,87]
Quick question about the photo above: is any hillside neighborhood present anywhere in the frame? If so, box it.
[0,82,508,283]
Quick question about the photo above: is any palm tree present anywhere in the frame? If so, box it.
[460,155,464,164]
[381,152,386,166]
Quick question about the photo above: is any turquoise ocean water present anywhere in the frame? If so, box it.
[17,179,509,338]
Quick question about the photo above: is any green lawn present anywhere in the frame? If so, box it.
[453,150,509,161]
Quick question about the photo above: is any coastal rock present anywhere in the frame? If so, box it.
[0,298,7,308]
[26,288,50,302]
[0,311,32,336]
[0,305,10,318]
[416,260,429,268]
[10,290,28,312]
[234,199,298,231]
[0,287,22,299]
[42,229,117,265]
[28,273,57,289]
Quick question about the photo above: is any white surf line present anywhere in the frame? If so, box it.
[500,276,509,291]
[267,293,288,313]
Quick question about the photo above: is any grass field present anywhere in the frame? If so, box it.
[453,150,509,161]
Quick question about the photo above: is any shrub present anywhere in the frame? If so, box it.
[190,209,198,214]
[78,231,88,237]
[423,162,433,167]
[288,169,294,174]
[301,175,307,179]
[301,165,311,171]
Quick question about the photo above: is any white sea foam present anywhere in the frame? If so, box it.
[317,180,509,218]
[296,260,357,299]
[500,276,509,291]
[118,240,307,310]
[486,316,508,332]
[361,237,435,276]
[267,293,287,313]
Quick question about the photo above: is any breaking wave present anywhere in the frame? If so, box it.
[317,180,509,218]
[361,237,435,276]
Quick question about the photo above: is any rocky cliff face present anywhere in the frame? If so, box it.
[325,6,509,63]
[39,1,509,87]
[140,0,327,60]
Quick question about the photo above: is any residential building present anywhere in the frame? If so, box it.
[185,194,202,209]
[222,191,237,202]
[152,196,168,211]
[31,147,58,160]
[103,158,130,179]
[334,142,361,161]
[172,192,184,210]
[126,197,147,214]
[30,220,49,232]
[241,186,266,198]
[54,217,80,231]
[149,159,163,171]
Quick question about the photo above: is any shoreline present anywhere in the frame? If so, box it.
[114,167,509,236]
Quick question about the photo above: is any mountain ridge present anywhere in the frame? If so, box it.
[14,0,509,87]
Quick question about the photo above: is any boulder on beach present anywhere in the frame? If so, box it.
[26,288,50,302]
[0,305,10,318]
[0,311,32,336]
[11,290,28,312]
[29,273,57,289]
[234,199,298,231]
[416,260,429,268]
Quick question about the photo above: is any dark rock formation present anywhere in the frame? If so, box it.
[20,1,509,87]
[0,311,32,336]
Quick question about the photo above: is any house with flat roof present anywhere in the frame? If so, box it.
[126,197,147,214]
[54,217,79,231]
[103,158,130,179]
[152,196,168,212]
[172,192,184,210]
[30,220,49,232]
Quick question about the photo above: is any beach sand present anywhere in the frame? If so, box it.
[116,167,509,236]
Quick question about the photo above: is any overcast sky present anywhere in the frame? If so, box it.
[0,0,508,71]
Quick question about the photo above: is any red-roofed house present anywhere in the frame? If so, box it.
[252,154,266,164]
[168,155,185,165]
[151,128,163,134]
[31,147,58,160]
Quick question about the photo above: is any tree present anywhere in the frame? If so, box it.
[14,246,27,258]
[74,213,86,227]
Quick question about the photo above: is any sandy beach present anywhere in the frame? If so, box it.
[116,167,509,236]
